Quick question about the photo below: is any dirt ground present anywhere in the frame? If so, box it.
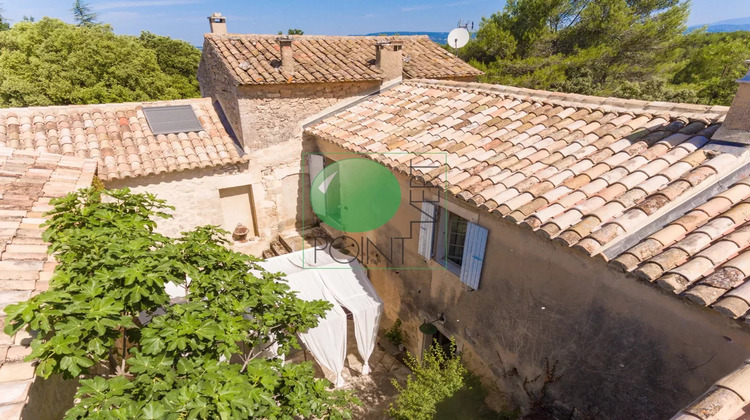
[286,321,411,419]
[286,321,502,420]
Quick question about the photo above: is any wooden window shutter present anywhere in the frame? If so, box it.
[459,222,488,290]
[418,201,437,258]
[308,154,325,184]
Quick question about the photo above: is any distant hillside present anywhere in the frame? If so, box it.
[688,17,750,33]
[361,19,750,41]
[360,32,451,44]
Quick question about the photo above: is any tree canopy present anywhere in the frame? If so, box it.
[462,0,749,105]
[0,18,201,107]
[4,188,357,419]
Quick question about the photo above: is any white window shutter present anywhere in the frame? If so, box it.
[308,154,325,184]
[460,222,488,290]
[418,201,437,259]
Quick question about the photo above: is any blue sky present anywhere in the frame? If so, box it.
[2,0,749,46]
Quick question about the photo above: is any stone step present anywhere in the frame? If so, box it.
[261,249,275,259]
[270,240,288,256]
[280,228,330,252]
[279,234,303,253]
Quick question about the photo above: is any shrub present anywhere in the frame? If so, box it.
[385,318,405,346]
[388,339,467,420]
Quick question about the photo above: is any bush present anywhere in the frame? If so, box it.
[385,318,405,346]
[388,339,467,420]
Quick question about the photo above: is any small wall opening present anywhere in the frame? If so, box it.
[219,185,258,238]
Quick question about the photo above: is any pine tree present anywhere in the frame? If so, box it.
[0,3,9,31]
[72,0,98,27]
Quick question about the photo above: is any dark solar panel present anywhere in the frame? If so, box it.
[142,105,204,135]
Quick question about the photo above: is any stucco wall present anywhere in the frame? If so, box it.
[104,131,318,255]
[21,375,78,420]
[313,139,750,419]
[236,81,379,149]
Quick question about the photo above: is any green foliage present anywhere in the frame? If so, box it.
[288,28,304,35]
[461,0,748,106]
[72,0,98,27]
[137,31,202,101]
[384,318,404,346]
[0,18,200,108]
[4,188,358,419]
[388,340,467,420]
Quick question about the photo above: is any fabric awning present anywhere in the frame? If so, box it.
[260,247,384,386]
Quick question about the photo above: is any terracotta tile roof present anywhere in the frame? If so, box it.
[611,172,750,320]
[0,98,247,181]
[0,147,96,419]
[204,34,483,85]
[306,79,732,258]
[309,78,750,419]
[672,360,750,419]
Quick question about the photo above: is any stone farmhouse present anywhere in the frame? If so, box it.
[2,11,750,420]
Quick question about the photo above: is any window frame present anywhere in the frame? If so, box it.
[433,208,469,275]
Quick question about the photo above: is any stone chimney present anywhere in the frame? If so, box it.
[375,40,404,82]
[712,60,750,145]
[277,36,295,74]
[207,12,227,34]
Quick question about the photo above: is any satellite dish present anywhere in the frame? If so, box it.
[447,27,470,49]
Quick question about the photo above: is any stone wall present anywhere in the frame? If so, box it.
[197,40,242,143]
[104,133,320,255]
[196,56,381,241]
[314,139,750,419]
[236,81,379,149]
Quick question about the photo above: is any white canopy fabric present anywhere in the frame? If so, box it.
[314,258,383,375]
[259,247,383,385]
[285,270,348,387]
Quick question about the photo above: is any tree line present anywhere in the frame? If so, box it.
[0,1,747,108]
[460,0,749,106]
[0,2,201,107]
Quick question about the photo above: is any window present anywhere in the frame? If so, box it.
[417,201,488,290]
[445,211,468,266]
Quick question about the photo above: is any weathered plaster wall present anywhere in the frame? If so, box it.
[236,81,379,149]
[104,130,322,253]
[313,139,750,419]
[21,375,78,420]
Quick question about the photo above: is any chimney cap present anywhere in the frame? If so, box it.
[276,35,294,44]
[376,39,403,50]
[208,12,226,22]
